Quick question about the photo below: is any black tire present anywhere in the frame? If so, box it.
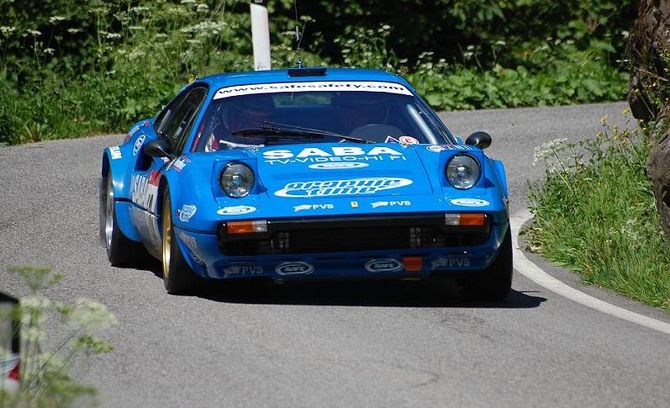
[101,174,142,266]
[161,188,202,295]
[460,227,513,301]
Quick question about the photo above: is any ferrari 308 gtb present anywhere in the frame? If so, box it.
[100,67,512,298]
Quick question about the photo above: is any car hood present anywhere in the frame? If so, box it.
[255,143,432,198]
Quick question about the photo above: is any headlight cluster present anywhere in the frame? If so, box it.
[446,155,480,189]
[220,163,255,197]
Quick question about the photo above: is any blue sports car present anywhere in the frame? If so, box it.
[100,67,512,298]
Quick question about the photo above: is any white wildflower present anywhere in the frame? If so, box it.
[20,295,51,326]
[196,3,209,13]
[21,295,52,311]
[181,0,196,4]
[49,16,66,23]
[22,326,46,342]
[67,28,82,34]
[532,138,568,166]
[43,48,55,55]
[620,219,640,242]
[70,298,117,331]
[26,29,41,36]
[1,26,16,34]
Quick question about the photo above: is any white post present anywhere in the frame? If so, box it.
[250,0,271,71]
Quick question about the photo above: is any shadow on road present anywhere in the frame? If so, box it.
[135,259,546,308]
[196,279,547,309]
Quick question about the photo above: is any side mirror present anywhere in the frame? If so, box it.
[143,139,172,158]
[465,131,492,149]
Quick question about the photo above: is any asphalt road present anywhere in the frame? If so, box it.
[1,101,669,407]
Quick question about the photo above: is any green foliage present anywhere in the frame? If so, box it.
[0,266,117,407]
[527,119,670,311]
[409,46,628,110]
[0,0,632,144]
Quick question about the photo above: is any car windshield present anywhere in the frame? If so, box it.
[192,81,451,152]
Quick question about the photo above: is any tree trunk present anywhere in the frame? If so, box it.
[628,0,670,235]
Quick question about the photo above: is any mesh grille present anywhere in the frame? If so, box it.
[221,225,488,256]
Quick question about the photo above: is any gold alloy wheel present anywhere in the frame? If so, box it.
[162,194,172,280]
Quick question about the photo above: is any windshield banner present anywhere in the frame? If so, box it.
[213,81,413,100]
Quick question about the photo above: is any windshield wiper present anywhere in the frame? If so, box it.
[232,121,373,144]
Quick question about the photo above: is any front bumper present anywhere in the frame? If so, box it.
[175,212,509,280]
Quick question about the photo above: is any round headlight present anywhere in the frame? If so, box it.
[220,163,255,198]
[446,155,480,189]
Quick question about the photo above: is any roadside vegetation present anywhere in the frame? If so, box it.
[0,266,116,407]
[0,0,633,145]
[527,116,670,311]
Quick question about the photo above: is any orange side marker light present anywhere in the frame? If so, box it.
[227,220,267,234]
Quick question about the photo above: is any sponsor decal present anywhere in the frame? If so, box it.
[216,205,257,216]
[129,125,141,137]
[275,261,314,276]
[131,171,160,212]
[371,200,411,209]
[399,136,420,145]
[385,136,400,144]
[177,231,205,265]
[432,257,471,269]
[177,204,197,222]
[262,146,405,165]
[450,198,490,207]
[109,146,122,160]
[293,203,334,212]
[133,134,146,156]
[365,259,403,273]
[308,162,369,170]
[275,177,413,198]
[171,156,190,172]
[350,201,359,208]
[427,144,473,153]
[223,264,263,277]
[214,81,413,100]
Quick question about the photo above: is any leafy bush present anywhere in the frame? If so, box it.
[408,45,628,110]
[527,117,670,311]
[0,0,632,144]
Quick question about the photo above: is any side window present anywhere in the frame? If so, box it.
[154,92,187,136]
[160,87,208,152]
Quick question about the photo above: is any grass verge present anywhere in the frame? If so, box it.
[527,115,670,312]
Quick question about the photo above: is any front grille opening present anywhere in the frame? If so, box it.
[220,224,488,256]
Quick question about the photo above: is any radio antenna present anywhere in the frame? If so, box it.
[293,0,304,68]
